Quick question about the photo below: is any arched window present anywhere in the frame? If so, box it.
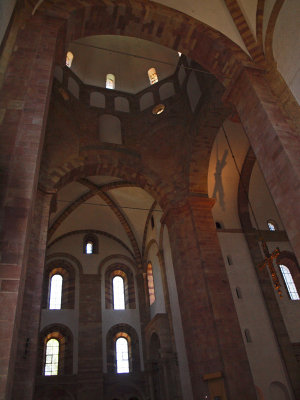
[147,262,156,305]
[83,234,98,254]
[106,73,115,89]
[116,337,129,373]
[39,325,73,376]
[113,276,125,310]
[105,265,136,309]
[43,261,76,310]
[279,264,300,300]
[65,51,73,68]
[148,68,158,85]
[86,241,93,254]
[267,219,278,231]
[49,274,63,310]
[107,325,140,373]
[44,338,60,376]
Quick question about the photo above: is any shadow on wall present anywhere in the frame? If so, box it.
[212,149,228,211]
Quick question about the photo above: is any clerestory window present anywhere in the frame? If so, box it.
[83,234,98,254]
[279,264,300,300]
[116,337,130,373]
[147,262,156,305]
[44,338,60,376]
[267,219,277,231]
[113,276,125,310]
[66,51,73,68]
[86,241,93,254]
[148,68,158,85]
[106,73,115,89]
[49,274,63,310]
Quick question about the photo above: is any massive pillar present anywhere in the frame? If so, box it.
[162,195,257,400]
[0,15,62,399]
[12,190,52,400]
[225,67,300,264]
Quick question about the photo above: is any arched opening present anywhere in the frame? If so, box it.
[39,324,73,376]
[66,51,73,68]
[267,219,277,231]
[49,274,63,310]
[106,73,115,90]
[86,241,93,254]
[147,262,155,305]
[44,338,60,375]
[113,276,126,310]
[148,68,158,85]
[116,337,129,373]
[279,264,300,300]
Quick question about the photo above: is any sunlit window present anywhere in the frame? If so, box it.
[116,337,129,373]
[44,338,59,376]
[66,51,73,68]
[106,73,115,89]
[279,264,300,300]
[267,220,276,231]
[147,262,155,305]
[49,274,63,309]
[86,241,93,254]
[113,276,125,310]
[148,68,158,85]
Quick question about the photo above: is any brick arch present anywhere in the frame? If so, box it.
[48,230,134,260]
[36,0,251,198]
[45,252,84,275]
[42,259,76,309]
[106,323,140,373]
[42,155,178,211]
[105,263,136,309]
[38,324,73,375]
[98,254,137,274]
[38,0,251,86]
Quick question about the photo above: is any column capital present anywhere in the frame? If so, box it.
[161,193,215,226]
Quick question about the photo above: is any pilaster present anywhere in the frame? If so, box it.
[162,194,257,400]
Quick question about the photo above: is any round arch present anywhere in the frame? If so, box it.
[38,0,251,86]
[41,155,178,211]
[36,0,254,200]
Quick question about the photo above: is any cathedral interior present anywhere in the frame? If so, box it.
[0,0,300,399]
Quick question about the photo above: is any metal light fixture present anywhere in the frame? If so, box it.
[152,104,165,115]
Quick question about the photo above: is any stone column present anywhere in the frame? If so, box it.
[0,15,62,400]
[224,66,300,263]
[162,195,257,400]
[11,190,52,400]
[77,274,102,399]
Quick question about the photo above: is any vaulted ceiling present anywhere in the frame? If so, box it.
[48,176,161,264]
